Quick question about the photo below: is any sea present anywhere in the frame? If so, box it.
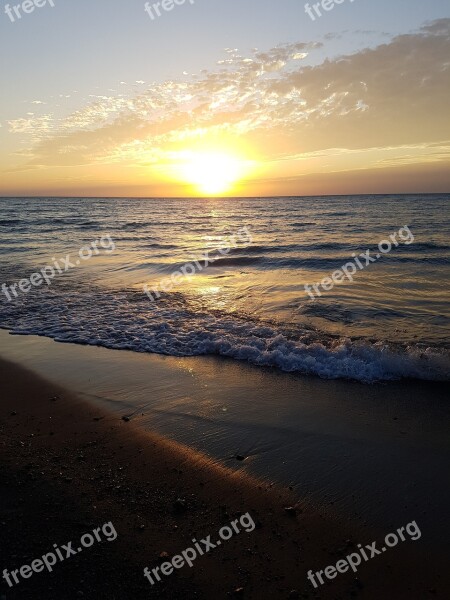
[0,195,449,383]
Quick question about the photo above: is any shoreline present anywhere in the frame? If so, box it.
[0,351,449,598]
[1,329,450,541]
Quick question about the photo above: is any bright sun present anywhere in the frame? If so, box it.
[179,151,246,196]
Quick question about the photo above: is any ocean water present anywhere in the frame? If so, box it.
[0,195,449,383]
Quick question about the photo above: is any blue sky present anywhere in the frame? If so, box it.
[2,0,449,110]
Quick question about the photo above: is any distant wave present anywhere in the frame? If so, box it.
[141,243,179,249]
[208,256,264,267]
[120,222,151,230]
[0,218,22,225]
[205,255,448,269]
[321,212,349,217]
[291,222,316,228]
[406,242,450,251]
[0,218,101,229]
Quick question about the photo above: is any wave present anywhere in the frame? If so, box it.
[1,195,449,383]
[205,255,448,269]
[0,218,23,225]
[120,222,151,230]
[208,256,264,267]
[141,243,179,249]
[1,287,449,384]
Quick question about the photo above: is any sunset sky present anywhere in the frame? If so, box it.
[1,0,449,197]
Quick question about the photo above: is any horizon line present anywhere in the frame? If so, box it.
[0,192,449,200]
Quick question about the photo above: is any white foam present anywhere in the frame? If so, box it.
[1,287,449,383]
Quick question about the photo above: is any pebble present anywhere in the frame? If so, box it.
[284,506,297,517]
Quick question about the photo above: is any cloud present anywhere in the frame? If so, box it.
[6,19,450,174]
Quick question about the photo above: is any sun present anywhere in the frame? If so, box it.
[178,151,247,196]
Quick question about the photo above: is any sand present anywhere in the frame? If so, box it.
[1,329,449,545]
[1,352,449,599]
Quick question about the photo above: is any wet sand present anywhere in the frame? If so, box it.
[0,349,449,598]
[1,330,449,547]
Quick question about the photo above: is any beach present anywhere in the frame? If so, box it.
[1,330,449,599]
[2,0,450,597]
[1,196,449,598]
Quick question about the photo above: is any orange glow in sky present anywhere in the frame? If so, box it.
[174,150,253,196]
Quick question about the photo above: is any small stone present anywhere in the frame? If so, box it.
[121,416,131,422]
[284,506,297,517]
[236,455,246,461]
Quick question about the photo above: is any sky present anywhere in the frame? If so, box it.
[0,0,449,197]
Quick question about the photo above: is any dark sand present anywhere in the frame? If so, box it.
[1,356,449,599]
[2,329,449,549]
